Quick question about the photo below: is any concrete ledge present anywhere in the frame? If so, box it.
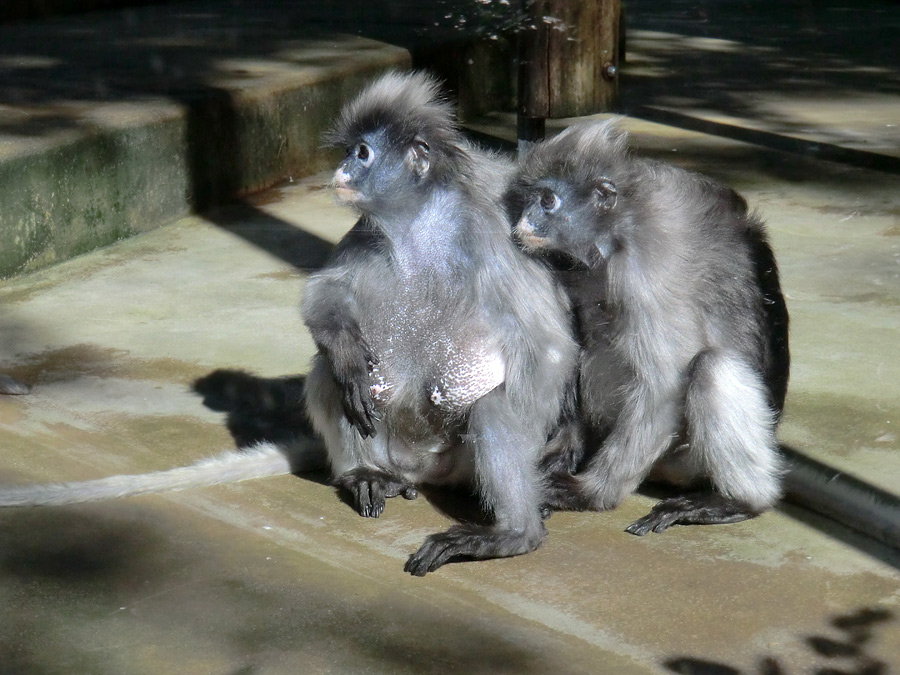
[0,4,410,278]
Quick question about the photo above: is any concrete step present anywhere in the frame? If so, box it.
[0,1,411,279]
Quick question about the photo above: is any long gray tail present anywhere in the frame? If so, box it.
[0,442,300,507]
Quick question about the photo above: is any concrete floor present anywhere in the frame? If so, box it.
[2,129,899,672]
[2,1,900,673]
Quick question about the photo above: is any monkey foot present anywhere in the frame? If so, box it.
[539,423,585,476]
[540,472,594,513]
[625,493,759,536]
[404,523,547,576]
[333,468,418,518]
[539,446,583,478]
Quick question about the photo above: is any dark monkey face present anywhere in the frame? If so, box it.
[332,127,431,214]
[513,176,618,268]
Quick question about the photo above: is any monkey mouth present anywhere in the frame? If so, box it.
[513,229,549,250]
[333,186,361,204]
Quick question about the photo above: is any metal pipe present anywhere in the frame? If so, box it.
[781,446,900,551]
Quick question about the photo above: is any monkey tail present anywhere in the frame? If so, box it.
[0,442,306,507]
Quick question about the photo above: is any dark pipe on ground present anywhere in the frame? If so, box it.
[781,446,900,551]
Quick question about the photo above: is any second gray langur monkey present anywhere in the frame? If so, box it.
[507,120,790,535]
[302,71,578,575]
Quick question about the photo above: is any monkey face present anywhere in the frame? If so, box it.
[513,177,618,268]
[332,128,432,215]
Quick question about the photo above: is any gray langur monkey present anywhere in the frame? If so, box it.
[301,71,578,575]
[0,73,576,576]
[507,120,790,535]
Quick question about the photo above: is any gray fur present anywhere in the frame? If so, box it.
[0,374,31,395]
[508,119,790,533]
[302,71,578,574]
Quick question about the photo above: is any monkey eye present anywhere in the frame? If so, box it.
[539,189,560,213]
[356,143,375,167]
[595,178,617,209]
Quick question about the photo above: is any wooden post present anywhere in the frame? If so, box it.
[518,0,621,146]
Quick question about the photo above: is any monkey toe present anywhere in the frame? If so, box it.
[625,509,680,536]
[356,481,386,518]
[625,494,759,535]
[334,468,417,518]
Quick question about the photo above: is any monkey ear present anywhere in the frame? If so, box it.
[594,179,618,210]
[408,139,431,178]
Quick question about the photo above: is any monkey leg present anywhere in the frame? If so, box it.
[628,350,783,536]
[576,383,683,512]
[333,467,418,518]
[539,417,586,477]
[538,418,594,514]
[625,493,759,535]
[683,349,783,514]
[540,472,594,512]
[404,388,547,576]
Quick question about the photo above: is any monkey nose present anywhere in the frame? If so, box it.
[333,167,350,188]
[514,218,546,249]
[515,217,536,236]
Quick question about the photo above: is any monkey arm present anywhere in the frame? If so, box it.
[301,272,379,438]
[404,386,547,576]
[578,380,683,511]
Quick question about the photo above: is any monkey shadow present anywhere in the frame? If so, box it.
[192,368,491,525]
[663,606,894,675]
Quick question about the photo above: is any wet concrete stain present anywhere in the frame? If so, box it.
[782,389,897,460]
[6,344,216,389]
[254,269,302,281]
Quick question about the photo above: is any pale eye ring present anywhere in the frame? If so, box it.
[539,189,560,213]
[357,143,374,167]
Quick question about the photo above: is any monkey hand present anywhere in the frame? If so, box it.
[338,375,380,438]
[404,522,547,576]
[325,335,381,437]
[334,468,418,518]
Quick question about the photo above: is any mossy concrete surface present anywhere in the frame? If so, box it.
[0,3,409,278]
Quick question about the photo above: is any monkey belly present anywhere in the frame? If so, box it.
[368,336,505,413]
[379,433,476,486]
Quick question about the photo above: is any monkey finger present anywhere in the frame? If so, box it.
[342,388,378,437]
[624,517,661,537]
[404,538,456,576]
[625,497,693,535]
